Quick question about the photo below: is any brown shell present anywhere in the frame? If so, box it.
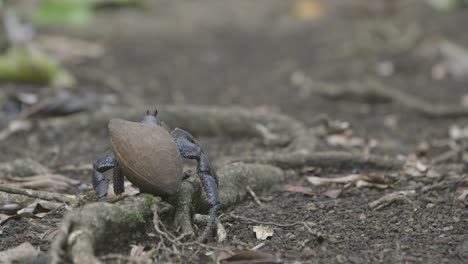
[108,118,183,196]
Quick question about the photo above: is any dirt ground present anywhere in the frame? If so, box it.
[0,0,467,263]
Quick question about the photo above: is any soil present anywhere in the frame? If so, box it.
[0,0,467,263]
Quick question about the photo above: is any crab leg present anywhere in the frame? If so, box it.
[171,128,219,239]
[92,151,115,200]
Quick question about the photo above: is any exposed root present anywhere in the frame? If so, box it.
[49,162,284,262]
[0,185,79,207]
[297,79,468,118]
[49,196,153,264]
[42,104,304,139]
[243,151,404,171]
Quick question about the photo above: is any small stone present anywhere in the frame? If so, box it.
[453,216,460,223]
[426,203,435,208]
[442,225,453,231]
[306,202,317,211]
[301,246,314,258]
[456,240,468,258]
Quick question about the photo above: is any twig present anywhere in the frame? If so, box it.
[431,150,458,164]
[0,185,79,206]
[368,190,416,210]
[246,186,264,207]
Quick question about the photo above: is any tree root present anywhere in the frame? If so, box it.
[242,151,404,171]
[49,196,152,264]
[42,104,302,137]
[297,78,468,118]
[0,185,79,207]
[49,162,284,263]
[0,159,48,177]
[40,104,317,152]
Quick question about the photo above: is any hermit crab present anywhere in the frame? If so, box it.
[91,110,219,238]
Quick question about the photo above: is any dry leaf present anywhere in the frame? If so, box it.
[321,188,343,199]
[253,225,273,240]
[129,244,156,264]
[326,135,364,147]
[456,188,468,202]
[0,242,39,263]
[291,0,325,21]
[282,185,317,196]
[0,214,15,225]
[307,174,362,186]
[355,180,388,189]
[0,119,33,141]
[2,173,80,191]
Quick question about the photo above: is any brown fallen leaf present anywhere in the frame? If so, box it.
[291,0,325,21]
[281,185,317,196]
[0,214,15,225]
[2,173,80,191]
[355,180,388,189]
[0,119,34,141]
[321,188,343,199]
[129,244,156,264]
[456,188,468,202]
[17,200,63,216]
[253,225,274,241]
[326,135,364,148]
[0,242,39,263]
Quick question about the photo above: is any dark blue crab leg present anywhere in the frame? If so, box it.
[113,162,125,195]
[171,128,219,239]
[92,151,115,200]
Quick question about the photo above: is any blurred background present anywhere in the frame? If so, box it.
[1,0,468,150]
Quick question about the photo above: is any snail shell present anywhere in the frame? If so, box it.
[108,118,183,196]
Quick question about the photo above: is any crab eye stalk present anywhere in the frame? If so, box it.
[154,109,158,116]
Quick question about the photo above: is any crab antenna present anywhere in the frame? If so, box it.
[154,109,158,116]
[146,110,150,115]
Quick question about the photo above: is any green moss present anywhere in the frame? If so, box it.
[145,194,154,208]
[0,48,75,88]
[131,212,146,224]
